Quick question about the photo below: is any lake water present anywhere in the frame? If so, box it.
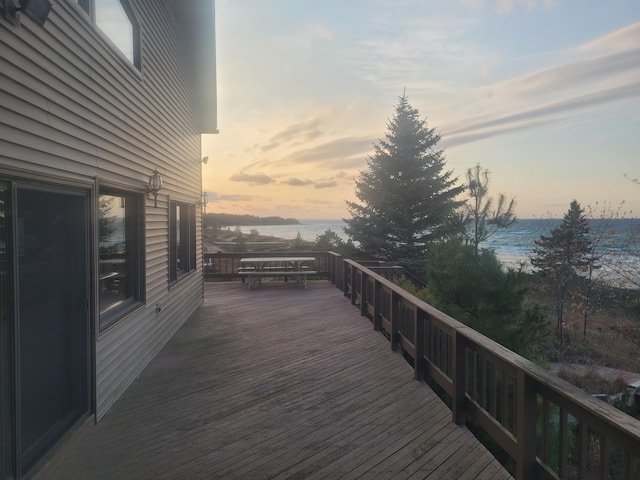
[230,218,639,285]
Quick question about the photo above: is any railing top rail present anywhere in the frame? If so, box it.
[205,251,330,257]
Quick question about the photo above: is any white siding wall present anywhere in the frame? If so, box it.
[0,0,208,418]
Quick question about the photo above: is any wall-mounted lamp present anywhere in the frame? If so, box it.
[146,168,163,207]
[3,0,52,26]
[202,156,209,164]
[201,191,209,214]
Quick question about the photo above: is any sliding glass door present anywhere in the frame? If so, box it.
[0,183,13,480]
[0,182,91,478]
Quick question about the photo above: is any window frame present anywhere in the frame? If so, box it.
[72,0,141,70]
[169,200,196,284]
[98,188,145,332]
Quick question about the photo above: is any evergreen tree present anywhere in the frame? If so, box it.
[414,239,548,357]
[344,93,463,260]
[531,200,596,343]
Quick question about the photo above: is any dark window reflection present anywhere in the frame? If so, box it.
[99,191,142,329]
[0,183,13,480]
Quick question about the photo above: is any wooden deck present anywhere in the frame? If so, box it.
[47,281,513,480]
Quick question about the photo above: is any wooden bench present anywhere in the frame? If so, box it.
[238,270,317,290]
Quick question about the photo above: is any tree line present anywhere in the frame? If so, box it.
[203,213,300,228]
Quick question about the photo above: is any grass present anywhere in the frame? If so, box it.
[524,274,640,375]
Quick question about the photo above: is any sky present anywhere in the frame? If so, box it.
[201,0,640,220]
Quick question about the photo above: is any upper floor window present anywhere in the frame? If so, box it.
[75,0,141,69]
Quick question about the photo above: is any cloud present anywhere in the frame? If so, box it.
[461,0,554,15]
[261,117,325,152]
[276,23,333,49]
[314,181,338,189]
[579,22,640,53]
[280,136,375,168]
[485,48,640,100]
[350,14,479,88]
[208,192,253,202]
[441,118,550,148]
[305,198,332,205]
[439,23,640,148]
[229,172,275,185]
[460,0,484,9]
[283,178,313,186]
[443,82,640,147]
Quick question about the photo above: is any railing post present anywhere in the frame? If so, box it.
[390,291,399,351]
[360,272,368,317]
[452,330,466,426]
[414,310,425,380]
[373,281,382,331]
[334,255,344,293]
[516,371,537,480]
[345,262,352,300]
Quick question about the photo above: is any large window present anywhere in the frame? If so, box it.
[169,202,196,283]
[99,190,144,329]
[75,0,141,69]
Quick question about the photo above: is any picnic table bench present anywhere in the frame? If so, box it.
[239,257,316,289]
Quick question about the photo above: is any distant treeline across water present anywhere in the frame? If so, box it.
[204,213,299,226]
[228,218,639,285]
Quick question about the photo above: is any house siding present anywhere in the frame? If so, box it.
[1,0,210,420]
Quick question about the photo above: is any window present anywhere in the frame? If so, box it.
[99,190,144,329]
[169,202,196,283]
[75,0,141,69]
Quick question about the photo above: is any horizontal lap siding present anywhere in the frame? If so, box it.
[1,0,207,418]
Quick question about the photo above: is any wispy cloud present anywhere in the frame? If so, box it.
[261,117,325,152]
[280,136,375,168]
[489,49,640,100]
[461,0,555,15]
[440,23,640,147]
[283,178,313,186]
[314,181,338,189]
[579,22,640,52]
[443,82,640,147]
[208,192,253,202]
[229,172,275,185]
[275,23,333,49]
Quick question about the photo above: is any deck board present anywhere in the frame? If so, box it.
[47,281,513,479]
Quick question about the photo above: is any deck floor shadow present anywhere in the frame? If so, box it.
[48,281,513,479]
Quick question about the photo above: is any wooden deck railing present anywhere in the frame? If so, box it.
[339,257,640,480]
[202,251,640,479]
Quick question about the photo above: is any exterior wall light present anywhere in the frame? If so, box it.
[201,191,209,214]
[146,168,163,207]
[3,0,52,26]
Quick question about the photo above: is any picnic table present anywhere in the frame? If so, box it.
[238,256,316,289]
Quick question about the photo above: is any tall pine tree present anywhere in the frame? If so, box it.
[531,200,596,343]
[344,94,463,260]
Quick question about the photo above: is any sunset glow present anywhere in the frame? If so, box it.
[202,0,640,220]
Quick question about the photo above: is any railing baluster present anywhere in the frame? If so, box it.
[600,434,609,479]
[452,332,466,426]
[579,421,588,480]
[390,291,399,351]
[541,397,549,464]
[558,409,568,478]
[516,371,536,480]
